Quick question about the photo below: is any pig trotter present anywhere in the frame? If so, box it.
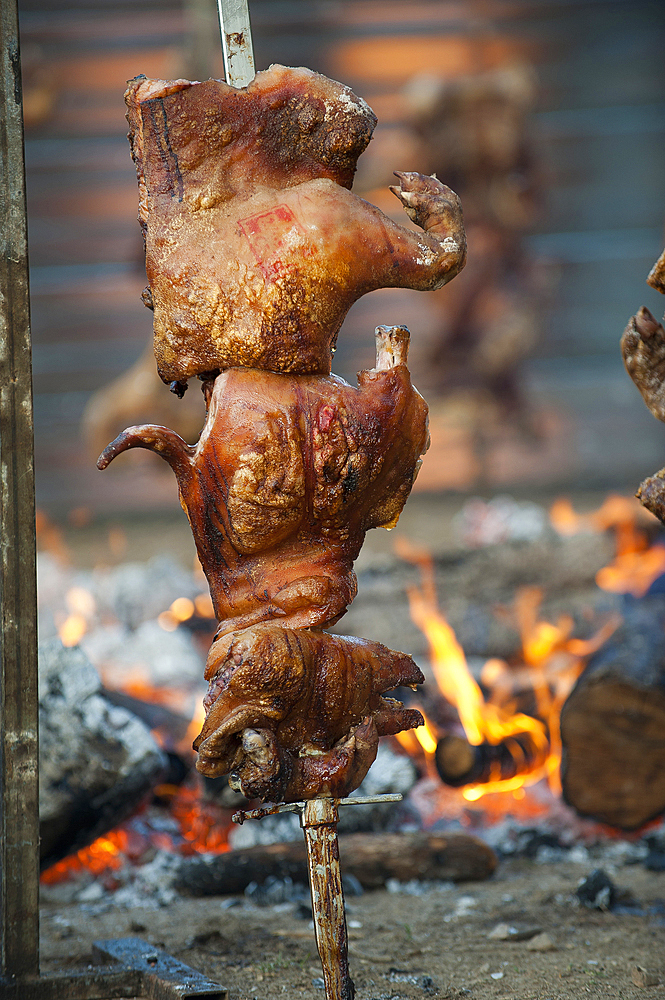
[621,306,665,423]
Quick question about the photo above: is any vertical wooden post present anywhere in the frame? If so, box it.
[0,0,40,979]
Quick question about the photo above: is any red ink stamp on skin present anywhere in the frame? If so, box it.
[239,204,306,278]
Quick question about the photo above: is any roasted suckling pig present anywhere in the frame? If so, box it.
[100,66,467,800]
[195,624,424,800]
[125,64,466,387]
[98,325,428,636]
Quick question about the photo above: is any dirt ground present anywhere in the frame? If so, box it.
[40,855,665,1000]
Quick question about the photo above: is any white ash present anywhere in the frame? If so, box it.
[110,850,182,910]
[338,742,418,833]
[80,619,204,691]
[37,552,90,641]
[37,552,203,639]
[453,494,550,548]
[386,878,454,896]
[476,812,663,874]
[229,811,302,850]
[244,875,308,906]
[39,638,166,865]
[90,555,201,630]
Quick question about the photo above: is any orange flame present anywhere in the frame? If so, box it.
[550,494,665,597]
[397,536,618,805]
[41,778,232,886]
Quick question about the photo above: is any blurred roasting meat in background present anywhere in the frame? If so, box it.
[20,0,665,514]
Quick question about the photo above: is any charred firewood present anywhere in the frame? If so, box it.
[39,639,166,868]
[560,600,665,830]
[434,730,548,788]
[174,831,496,897]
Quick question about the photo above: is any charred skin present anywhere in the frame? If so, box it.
[98,326,429,637]
[192,624,424,800]
[125,66,465,385]
[228,720,380,802]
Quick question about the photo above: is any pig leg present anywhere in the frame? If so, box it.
[231,718,379,802]
[97,423,195,479]
[385,171,466,290]
[621,306,665,422]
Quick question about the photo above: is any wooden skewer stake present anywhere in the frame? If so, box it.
[234,793,403,1000]
[301,799,354,1000]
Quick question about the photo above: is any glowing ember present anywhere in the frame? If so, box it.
[58,613,87,647]
[40,829,130,885]
[194,592,215,618]
[57,585,97,646]
[40,780,232,886]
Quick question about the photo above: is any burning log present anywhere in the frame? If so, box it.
[174,830,497,897]
[434,729,548,788]
[560,601,665,830]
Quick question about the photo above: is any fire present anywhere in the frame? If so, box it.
[57,585,97,647]
[551,494,665,597]
[396,537,616,805]
[41,829,129,885]
[158,783,232,855]
[158,592,216,631]
[413,715,438,755]
[41,777,232,886]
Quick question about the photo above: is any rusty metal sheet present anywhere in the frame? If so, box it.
[93,938,227,999]
[0,967,140,1000]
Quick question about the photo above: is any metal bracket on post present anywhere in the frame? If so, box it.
[0,3,227,998]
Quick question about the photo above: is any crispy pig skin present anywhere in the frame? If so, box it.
[192,623,424,800]
[621,306,665,422]
[125,65,466,384]
[98,325,429,636]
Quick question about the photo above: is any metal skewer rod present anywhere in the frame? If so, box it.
[215,0,255,88]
